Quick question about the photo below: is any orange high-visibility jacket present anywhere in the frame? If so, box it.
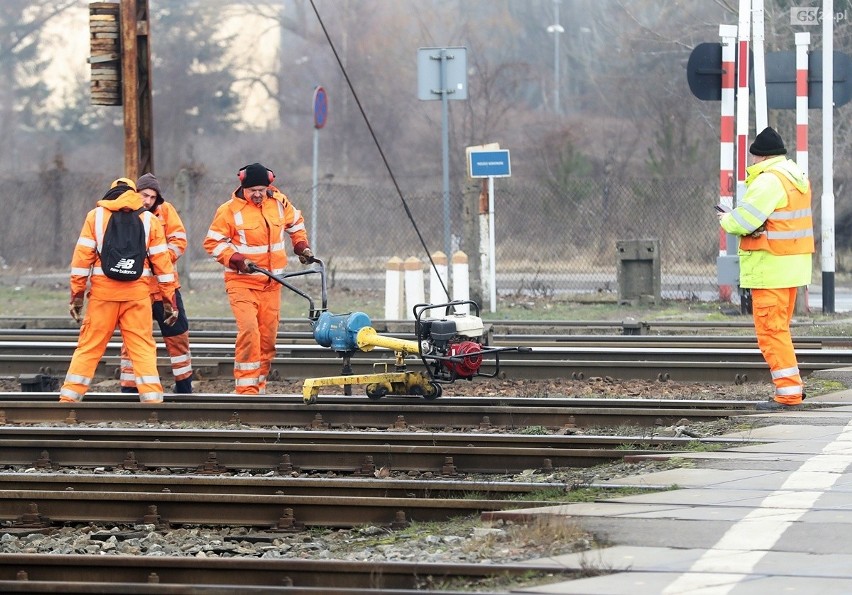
[70,188,177,303]
[147,201,187,299]
[203,186,309,290]
[739,170,815,256]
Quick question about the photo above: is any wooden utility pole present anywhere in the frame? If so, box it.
[119,0,153,179]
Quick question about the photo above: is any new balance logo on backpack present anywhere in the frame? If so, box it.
[113,258,136,270]
[100,208,148,281]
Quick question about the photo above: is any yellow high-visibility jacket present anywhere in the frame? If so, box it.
[720,156,813,289]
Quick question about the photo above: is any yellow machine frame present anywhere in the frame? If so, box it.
[301,326,441,404]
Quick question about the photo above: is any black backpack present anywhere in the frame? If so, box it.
[100,207,148,281]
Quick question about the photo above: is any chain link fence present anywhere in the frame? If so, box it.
[1,169,831,306]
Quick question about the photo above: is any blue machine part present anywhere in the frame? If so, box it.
[313,310,372,352]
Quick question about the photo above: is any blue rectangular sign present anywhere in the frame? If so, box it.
[469,150,511,178]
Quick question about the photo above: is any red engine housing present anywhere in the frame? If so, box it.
[445,341,483,378]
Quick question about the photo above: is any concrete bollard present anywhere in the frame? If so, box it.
[429,251,449,316]
[403,256,425,320]
[384,256,404,320]
[451,251,470,314]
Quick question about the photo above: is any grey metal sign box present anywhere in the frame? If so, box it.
[417,47,468,100]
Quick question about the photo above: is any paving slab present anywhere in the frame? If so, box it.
[513,572,852,594]
[524,545,852,576]
[606,488,775,507]
[595,467,782,488]
[719,424,850,440]
[499,387,852,593]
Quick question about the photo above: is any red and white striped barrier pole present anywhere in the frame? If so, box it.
[795,32,810,176]
[735,0,751,198]
[718,24,738,302]
[735,0,752,309]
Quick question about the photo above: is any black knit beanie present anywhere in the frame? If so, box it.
[239,163,274,188]
[749,127,787,156]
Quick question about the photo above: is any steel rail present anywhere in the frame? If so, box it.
[0,488,562,529]
[1,339,851,383]
[0,327,846,349]
[2,437,649,474]
[0,553,575,590]
[0,472,587,498]
[0,396,760,428]
[0,427,760,451]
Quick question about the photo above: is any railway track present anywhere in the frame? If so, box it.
[2,321,851,384]
[0,316,841,592]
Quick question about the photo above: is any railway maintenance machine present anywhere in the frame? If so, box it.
[250,259,529,404]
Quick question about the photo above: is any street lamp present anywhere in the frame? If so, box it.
[546,0,563,114]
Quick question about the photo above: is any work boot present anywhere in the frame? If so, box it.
[174,377,193,394]
[120,386,139,394]
[756,400,802,412]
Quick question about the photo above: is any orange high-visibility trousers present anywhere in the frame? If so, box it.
[60,297,164,403]
[121,290,193,393]
[751,287,803,405]
[227,286,281,394]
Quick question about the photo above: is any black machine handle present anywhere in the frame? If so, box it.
[247,257,327,321]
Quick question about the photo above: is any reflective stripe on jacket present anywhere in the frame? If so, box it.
[203,186,309,290]
[739,170,814,256]
[147,201,187,297]
[69,189,177,302]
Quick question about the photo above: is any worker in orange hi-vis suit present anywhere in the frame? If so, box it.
[119,173,193,394]
[60,178,179,404]
[203,163,314,395]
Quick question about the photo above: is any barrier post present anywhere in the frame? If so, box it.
[384,256,404,320]
[451,251,470,314]
[429,251,449,316]
[403,257,425,320]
